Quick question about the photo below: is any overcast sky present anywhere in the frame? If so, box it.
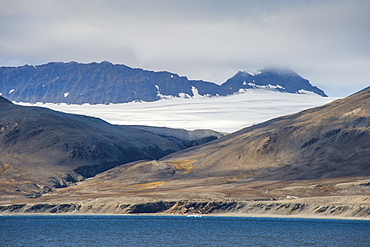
[1,0,369,96]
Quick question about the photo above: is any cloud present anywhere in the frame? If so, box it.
[0,0,369,96]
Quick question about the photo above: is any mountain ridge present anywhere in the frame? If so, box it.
[0,61,326,104]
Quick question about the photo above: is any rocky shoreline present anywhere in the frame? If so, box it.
[1,198,369,219]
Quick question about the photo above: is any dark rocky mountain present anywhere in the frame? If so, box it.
[126,125,223,146]
[221,68,327,96]
[0,97,221,197]
[0,62,326,104]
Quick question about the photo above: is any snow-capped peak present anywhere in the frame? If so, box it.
[244,70,262,76]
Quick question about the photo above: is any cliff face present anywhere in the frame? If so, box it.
[1,197,369,219]
[0,62,326,104]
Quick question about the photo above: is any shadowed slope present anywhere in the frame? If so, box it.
[0,97,221,196]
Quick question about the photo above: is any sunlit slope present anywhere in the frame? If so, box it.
[157,88,370,180]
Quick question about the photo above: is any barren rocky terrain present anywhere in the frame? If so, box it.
[0,89,369,219]
[0,96,221,196]
[1,176,369,218]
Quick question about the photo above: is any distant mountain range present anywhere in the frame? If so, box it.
[0,62,327,104]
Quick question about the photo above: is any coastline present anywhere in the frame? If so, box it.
[2,212,370,222]
[1,196,369,221]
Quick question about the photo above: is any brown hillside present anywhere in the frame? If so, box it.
[29,89,370,206]
[159,88,370,180]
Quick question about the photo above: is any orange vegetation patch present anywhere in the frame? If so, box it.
[0,163,10,175]
[98,181,168,191]
[124,181,167,190]
[226,174,254,183]
[168,156,198,174]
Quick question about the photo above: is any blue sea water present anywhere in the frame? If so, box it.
[0,215,369,247]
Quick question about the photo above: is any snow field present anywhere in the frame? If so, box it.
[19,89,338,133]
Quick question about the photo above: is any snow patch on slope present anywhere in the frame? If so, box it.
[247,83,285,90]
[155,85,175,100]
[191,86,205,99]
[245,70,262,76]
